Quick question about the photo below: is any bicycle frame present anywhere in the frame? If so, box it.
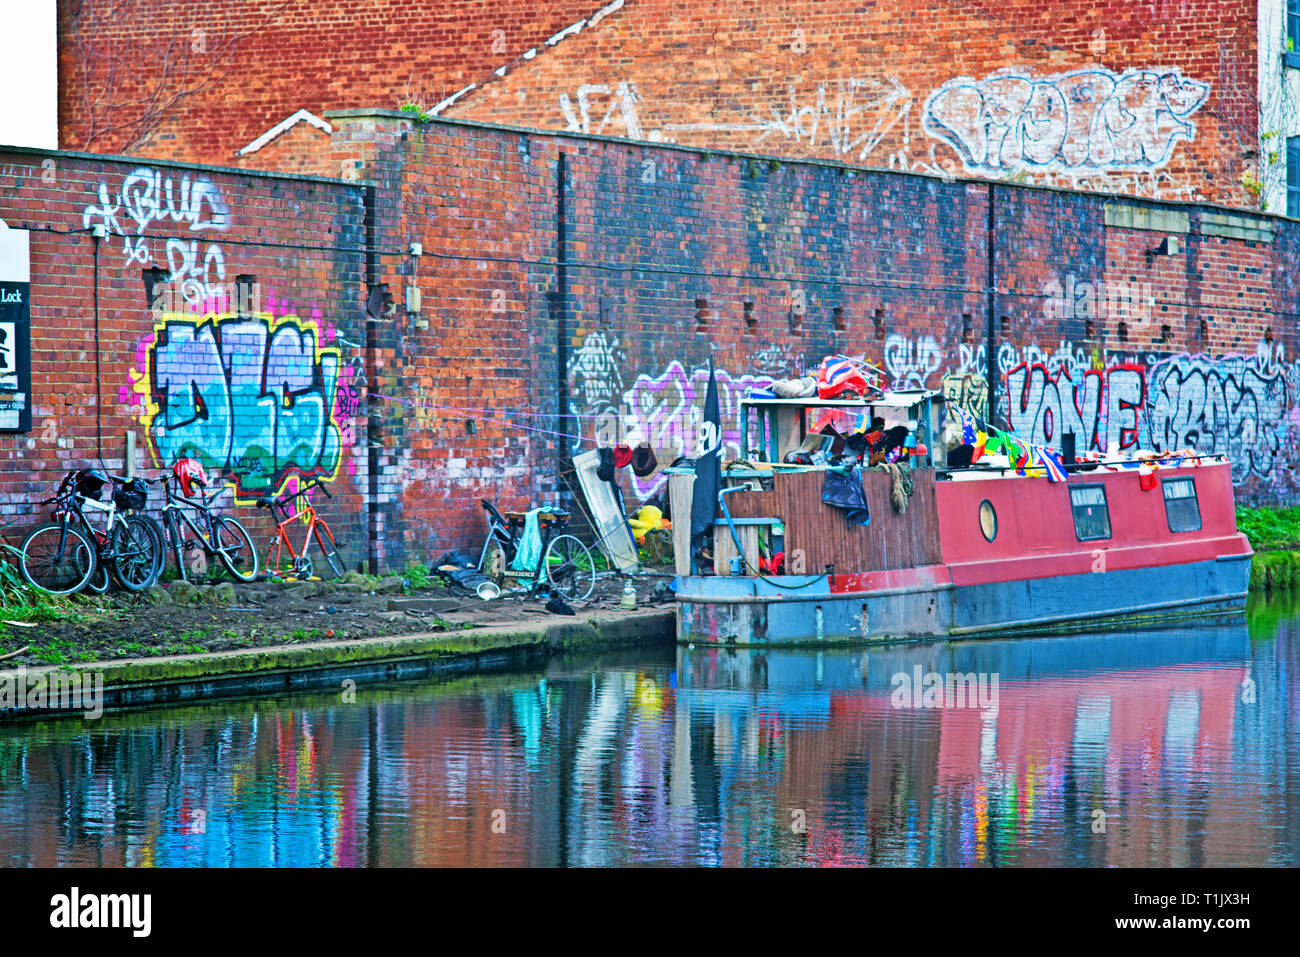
[267,496,323,571]
[493,510,569,595]
[476,515,519,572]
[159,478,234,577]
[261,480,338,577]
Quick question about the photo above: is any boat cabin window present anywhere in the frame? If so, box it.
[978,500,997,542]
[1162,477,1201,533]
[1069,484,1111,541]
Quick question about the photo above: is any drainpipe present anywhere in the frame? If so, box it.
[556,152,570,477]
[985,183,998,428]
[364,185,380,575]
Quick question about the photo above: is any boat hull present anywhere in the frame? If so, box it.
[675,554,1251,645]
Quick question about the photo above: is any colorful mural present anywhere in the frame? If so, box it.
[125,309,348,496]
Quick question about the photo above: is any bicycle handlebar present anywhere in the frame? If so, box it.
[256,476,331,509]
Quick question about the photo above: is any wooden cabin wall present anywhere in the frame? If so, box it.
[724,468,942,572]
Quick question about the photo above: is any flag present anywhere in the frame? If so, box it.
[690,356,722,554]
[948,402,978,445]
[1037,447,1068,483]
[817,356,865,399]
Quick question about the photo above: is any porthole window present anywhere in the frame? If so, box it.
[979,499,997,542]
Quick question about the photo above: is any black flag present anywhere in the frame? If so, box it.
[690,355,722,556]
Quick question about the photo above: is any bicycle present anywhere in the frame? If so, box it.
[19,469,162,595]
[257,476,345,580]
[477,498,596,603]
[153,469,260,583]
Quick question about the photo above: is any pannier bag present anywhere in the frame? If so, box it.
[113,477,149,511]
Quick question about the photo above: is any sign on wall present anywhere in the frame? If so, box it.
[0,220,32,432]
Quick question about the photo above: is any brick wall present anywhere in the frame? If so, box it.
[364,116,1300,560]
[445,0,1260,208]
[56,0,603,169]
[5,109,1298,581]
[0,148,372,570]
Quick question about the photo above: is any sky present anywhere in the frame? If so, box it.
[0,0,58,150]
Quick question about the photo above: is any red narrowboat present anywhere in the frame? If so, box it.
[666,390,1251,645]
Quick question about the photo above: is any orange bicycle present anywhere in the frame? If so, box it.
[256,476,346,580]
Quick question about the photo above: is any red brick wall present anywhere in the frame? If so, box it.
[6,110,1298,581]
[56,0,603,170]
[445,0,1260,208]
[0,149,374,569]
[353,116,1300,559]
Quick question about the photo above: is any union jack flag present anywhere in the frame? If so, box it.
[819,356,858,392]
[1036,446,1069,483]
[949,403,979,445]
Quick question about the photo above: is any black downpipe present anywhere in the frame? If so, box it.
[92,232,104,466]
[363,186,380,575]
[985,184,998,428]
[556,153,569,481]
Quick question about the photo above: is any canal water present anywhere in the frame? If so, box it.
[2,596,1298,867]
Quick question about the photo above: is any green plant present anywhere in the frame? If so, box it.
[399,102,433,122]
[1237,505,1300,551]
[1242,168,1265,208]
[404,563,432,592]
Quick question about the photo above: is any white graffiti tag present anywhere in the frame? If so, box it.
[1149,354,1290,483]
[923,68,1209,175]
[884,333,943,389]
[83,166,231,304]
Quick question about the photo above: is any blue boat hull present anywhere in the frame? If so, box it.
[675,554,1251,645]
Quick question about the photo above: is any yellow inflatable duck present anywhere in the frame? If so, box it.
[628,505,670,544]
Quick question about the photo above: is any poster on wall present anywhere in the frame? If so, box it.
[0,219,32,432]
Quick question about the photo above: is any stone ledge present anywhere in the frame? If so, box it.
[1201,210,1275,243]
[1104,202,1191,234]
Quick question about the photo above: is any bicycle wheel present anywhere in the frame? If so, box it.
[163,509,188,581]
[110,516,160,591]
[541,533,596,603]
[135,515,167,583]
[313,524,345,579]
[212,516,259,582]
[20,522,96,595]
[86,552,110,594]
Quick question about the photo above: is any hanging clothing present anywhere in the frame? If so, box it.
[511,507,559,575]
[883,462,915,514]
[822,467,870,526]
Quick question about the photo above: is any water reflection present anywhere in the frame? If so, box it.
[1,599,1297,867]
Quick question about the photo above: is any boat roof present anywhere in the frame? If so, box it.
[741,389,940,409]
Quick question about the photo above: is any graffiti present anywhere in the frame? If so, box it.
[752,341,803,375]
[1004,361,1145,454]
[884,333,943,389]
[941,372,988,421]
[619,362,773,496]
[560,81,657,140]
[957,340,1094,380]
[1148,354,1290,483]
[82,167,231,304]
[570,345,774,496]
[923,67,1209,175]
[568,329,626,415]
[665,76,912,163]
[139,312,344,495]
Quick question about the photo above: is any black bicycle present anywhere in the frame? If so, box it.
[19,469,162,595]
[152,472,259,583]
